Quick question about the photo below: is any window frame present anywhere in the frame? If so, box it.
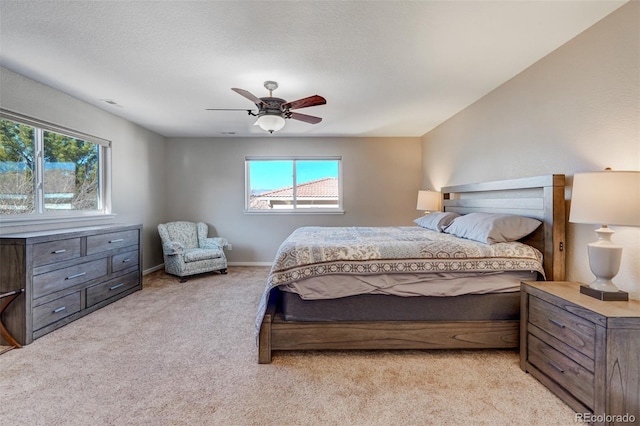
[0,109,113,226]
[244,156,344,214]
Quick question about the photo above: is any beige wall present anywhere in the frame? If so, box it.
[165,136,423,263]
[422,2,640,297]
[0,67,168,272]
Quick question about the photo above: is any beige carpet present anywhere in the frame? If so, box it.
[0,266,575,425]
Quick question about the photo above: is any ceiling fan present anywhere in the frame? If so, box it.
[207,81,326,133]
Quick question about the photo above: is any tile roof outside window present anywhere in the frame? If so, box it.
[249,177,340,210]
[257,177,338,199]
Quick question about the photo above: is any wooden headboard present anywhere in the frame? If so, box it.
[441,174,566,281]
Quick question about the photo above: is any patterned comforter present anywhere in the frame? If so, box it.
[255,226,544,334]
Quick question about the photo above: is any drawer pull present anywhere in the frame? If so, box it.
[52,249,67,254]
[109,238,124,243]
[548,361,565,374]
[66,272,87,280]
[548,318,565,329]
[122,258,132,263]
[53,306,67,314]
[110,283,125,291]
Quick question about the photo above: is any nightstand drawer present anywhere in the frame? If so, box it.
[528,334,594,409]
[528,295,595,359]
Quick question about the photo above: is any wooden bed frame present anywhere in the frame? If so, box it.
[258,174,566,363]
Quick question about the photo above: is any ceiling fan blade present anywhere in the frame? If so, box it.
[289,112,323,124]
[282,95,326,111]
[231,88,264,106]
[206,108,251,111]
[205,108,257,116]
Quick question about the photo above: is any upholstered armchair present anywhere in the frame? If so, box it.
[157,221,228,281]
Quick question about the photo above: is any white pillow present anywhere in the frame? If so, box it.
[414,212,460,232]
[444,213,541,244]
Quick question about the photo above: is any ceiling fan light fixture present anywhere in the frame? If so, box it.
[255,114,286,134]
[218,82,325,133]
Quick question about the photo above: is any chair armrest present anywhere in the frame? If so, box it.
[201,237,228,250]
[163,241,185,256]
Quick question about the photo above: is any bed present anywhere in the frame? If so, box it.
[257,174,566,363]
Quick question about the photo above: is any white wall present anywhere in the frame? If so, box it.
[0,67,167,272]
[421,2,640,297]
[165,136,423,263]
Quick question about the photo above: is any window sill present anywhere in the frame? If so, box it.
[0,213,117,228]
[244,209,345,215]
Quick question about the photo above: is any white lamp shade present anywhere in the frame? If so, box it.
[569,171,640,226]
[255,114,286,133]
[417,190,440,212]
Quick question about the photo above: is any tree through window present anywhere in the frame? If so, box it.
[0,111,110,218]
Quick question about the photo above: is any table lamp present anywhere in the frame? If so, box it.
[569,170,640,301]
[416,190,440,214]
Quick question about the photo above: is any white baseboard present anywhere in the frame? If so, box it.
[143,264,165,275]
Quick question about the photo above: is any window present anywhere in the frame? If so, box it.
[245,157,342,213]
[0,109,111,221]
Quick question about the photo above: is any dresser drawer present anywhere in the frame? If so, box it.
[112,250,139,273]
[33,238,81,267]
[87,229,139,255]
[32,258,108,299]
[33,292,81,331]
[528,296,595,359]
[528,334,594,409]
[86,272,139,307]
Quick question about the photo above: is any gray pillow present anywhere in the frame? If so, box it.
[443,213,541,244]
[414,212,460,232]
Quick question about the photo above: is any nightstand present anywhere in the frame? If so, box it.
[520,281,640,424]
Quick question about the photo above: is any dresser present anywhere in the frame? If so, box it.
[0,224,142,346]
[520,281,640,424]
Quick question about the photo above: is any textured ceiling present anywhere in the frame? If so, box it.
[0,1,627,138]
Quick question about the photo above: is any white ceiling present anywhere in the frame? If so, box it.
[0,1,627,138]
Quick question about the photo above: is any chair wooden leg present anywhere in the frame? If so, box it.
[0,290,23,350]
[220,268,228,275]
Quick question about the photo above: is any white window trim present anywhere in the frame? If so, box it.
[244,156,344,215]
[0,109,113,227]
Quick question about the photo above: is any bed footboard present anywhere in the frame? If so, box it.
[258,311,519,364]
[258,295,277,364]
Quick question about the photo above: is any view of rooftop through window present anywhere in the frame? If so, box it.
[247,158,341,211]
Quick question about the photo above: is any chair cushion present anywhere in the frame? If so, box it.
[183,248,223,263]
